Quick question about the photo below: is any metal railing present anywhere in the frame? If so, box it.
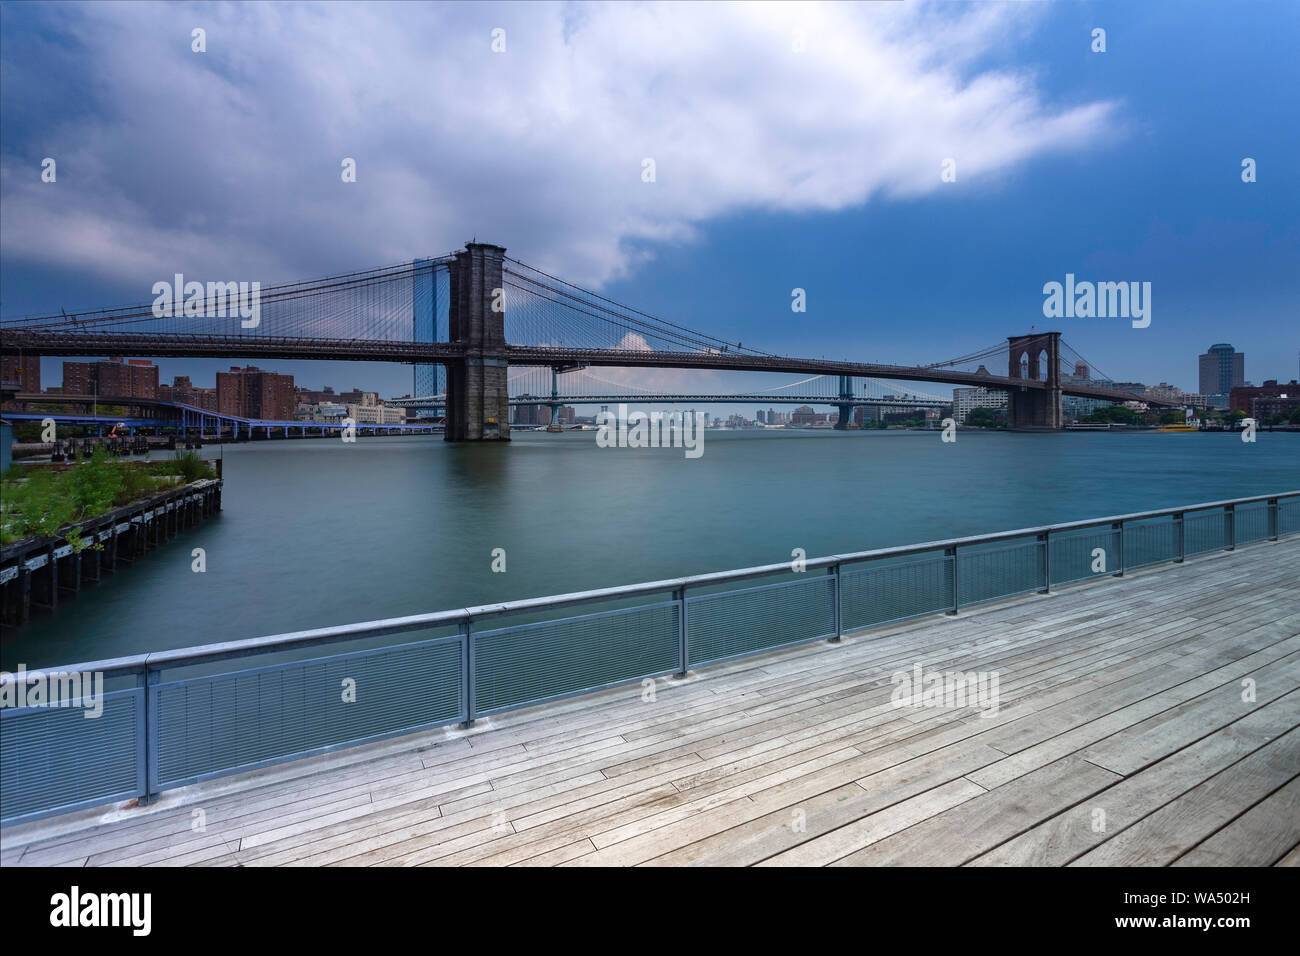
[2,490,1297,826]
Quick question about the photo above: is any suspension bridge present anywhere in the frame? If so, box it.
[1,241,1170,439]
[386,366,952,429]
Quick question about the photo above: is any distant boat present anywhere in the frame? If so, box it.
[1158,423,1198,432]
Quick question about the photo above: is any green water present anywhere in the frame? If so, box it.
[3,428,1297,668]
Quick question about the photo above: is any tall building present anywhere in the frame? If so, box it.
[1199,344,1245,399]
[0,355,40,393]
[61,357,157,399]
[511,397,549,425]
[217,366,295,421]
[160,375,218,410]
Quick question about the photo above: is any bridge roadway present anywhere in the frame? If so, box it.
[16,391,946,413]
[4,394,438,435]
[3,535,1294,866]
[399,395,950,409]
[0,332,1168,407]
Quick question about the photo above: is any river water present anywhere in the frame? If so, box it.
[3,429,1296,668]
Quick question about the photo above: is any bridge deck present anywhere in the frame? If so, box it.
[3,538,1297,867]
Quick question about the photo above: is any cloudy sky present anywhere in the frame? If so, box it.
[1,0,1296,398]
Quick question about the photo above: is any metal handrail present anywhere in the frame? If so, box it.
[5,489,1296,681]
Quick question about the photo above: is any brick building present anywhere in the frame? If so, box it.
[791,405,828,426]
[1231,380,1300,421]
[1229,380,1299,415]
[159,375,218,411]
[61,357,158,399]
[0,355,40,393]
[217,366,296,421]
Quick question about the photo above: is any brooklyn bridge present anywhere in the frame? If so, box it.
[0,241,1170,438]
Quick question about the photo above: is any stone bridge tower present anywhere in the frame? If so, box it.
[445,243,511,441]
[1006,331,1063,430]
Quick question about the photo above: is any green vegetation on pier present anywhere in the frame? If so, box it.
[1,449,217,548]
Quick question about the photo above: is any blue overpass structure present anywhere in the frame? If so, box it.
[3,395,438,439]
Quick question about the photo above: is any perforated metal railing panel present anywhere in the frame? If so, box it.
[958,539,1044,606]
[1123,519,1180,569]
[1283,500,1300,535]
[1185,511,1228,555]
[1,687,143,822]
[687,575,835,667]
[153,635,463,790]
[1051,527,1117,584]
[1234,504,1271,544]
[841,554,952,630]
[473,601,679,715]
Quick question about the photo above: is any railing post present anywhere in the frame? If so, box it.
[829,564,842,642]
[460,619,475,728]
[946,545,959,615]
[1174,512,1185,563]
[1225,504,1235,551]
[1039,531,1051,594]
[144,665,160,802]
[1268,498,1279,541]
[675,587,689,678]
[1112,521,1124,577]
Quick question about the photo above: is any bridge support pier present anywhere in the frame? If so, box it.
[546,368,563,432]
[1006,332,1063,430]
[833,375,858,429]
[445,243,511,442]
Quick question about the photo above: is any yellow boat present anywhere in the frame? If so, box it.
[1159,423,1198,432]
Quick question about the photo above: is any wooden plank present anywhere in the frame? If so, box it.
[968,693,1300,866]
[1072,729,1300,866]
[829,756,1121,866]
[1172,777,1300,866]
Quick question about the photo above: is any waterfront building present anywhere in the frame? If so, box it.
[346,401,404,425]
[952,386,1009,424]
[791,405,827,426]
[61,357,158,399]
[1231,380,1300,418]
[159,375,218,410]
[0,355,40,393]
[1199,344,1245,401]
[217,366,295,420]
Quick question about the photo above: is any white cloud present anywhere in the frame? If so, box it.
[617,332,653,352]
[1,0,1118,294]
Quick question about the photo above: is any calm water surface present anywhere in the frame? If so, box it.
[4,429,1297,668]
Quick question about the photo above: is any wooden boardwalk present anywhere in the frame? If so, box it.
[4,537,1298,867]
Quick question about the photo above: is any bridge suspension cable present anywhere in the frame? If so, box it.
[923,340,1009,370]
[502,257,777,357]
[1060,339,1117,385]
[0,256,459,341]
